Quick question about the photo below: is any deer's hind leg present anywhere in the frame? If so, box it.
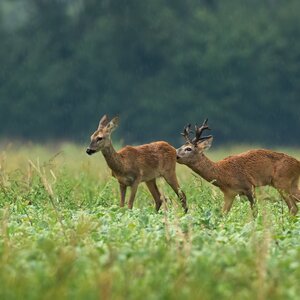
[273,180,298,215]
[285,178,300,215]
[163,172,187,213]
[128,180,140,209]
[244,187,258,216]
[279,191,298,216]
[145,179,163,212]
[290,178,300,203]
[291,190,300,203]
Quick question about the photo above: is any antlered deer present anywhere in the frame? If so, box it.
[176,119,300,215]
[86,115,187,212]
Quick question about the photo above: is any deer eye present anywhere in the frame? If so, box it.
[185,147,192,152]
[96,137,103,142]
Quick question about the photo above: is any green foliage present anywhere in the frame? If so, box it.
[0,145,300,299]
[0,0,300,145]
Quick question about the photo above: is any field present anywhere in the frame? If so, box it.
[0,143,300,300]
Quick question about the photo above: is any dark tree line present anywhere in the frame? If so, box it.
[0,0,300,146]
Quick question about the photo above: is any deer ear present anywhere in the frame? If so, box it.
[197,136,213,152]
[106,116,119,133]
[98,114,110,130]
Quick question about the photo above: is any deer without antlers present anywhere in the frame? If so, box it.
[176,119,300,215]
[86,115,187,212]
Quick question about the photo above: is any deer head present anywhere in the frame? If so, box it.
[176,118,213,163]
[86,114,119,155]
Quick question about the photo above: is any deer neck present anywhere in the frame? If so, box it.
[188,153,219,185]
[101,141,124,174]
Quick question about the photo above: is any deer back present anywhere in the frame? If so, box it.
[117,141,177,180]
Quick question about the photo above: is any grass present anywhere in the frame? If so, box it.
[0,143,300,300]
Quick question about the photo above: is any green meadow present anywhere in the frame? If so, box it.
[0,144,299,300]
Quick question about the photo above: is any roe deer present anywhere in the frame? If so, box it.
[86,115,187,212]
[176,119,300,215]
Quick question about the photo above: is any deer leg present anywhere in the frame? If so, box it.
[277,190,298,216]
[291,191,300,203]
[222,192,235,214]
[287,188,299,216]
[119,183,127,207]
[288,196,298,216]
[290,189,300,215]
[145,179,163,212]
[245,189,258,217]
[245,187,256,210]
[273,179,298,215]
[286,180,299,215]
[285,195,298,216]
[128,180,140,209]
[163,173,188,213]
[290,179,300,203]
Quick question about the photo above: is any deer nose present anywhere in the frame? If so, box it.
[86,148,94,155]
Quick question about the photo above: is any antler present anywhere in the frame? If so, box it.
[193,118,212,144]
[181,124,193,143]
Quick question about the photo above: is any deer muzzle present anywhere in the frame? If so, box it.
[176,150,181,161]
[86,148,96,155]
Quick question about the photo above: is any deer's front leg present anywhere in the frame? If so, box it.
[245,188,258,217]
[119,183,127,207]
[128,180,140,209]
[222,192,236,214]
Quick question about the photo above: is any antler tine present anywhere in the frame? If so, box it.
[181,123,193,143]
[193,118,211,144]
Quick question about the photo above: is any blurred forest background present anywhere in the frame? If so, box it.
[0,0,299,146]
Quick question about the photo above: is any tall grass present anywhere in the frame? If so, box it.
[0,143,299,300]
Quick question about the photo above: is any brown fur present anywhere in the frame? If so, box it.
[87,115,187,212]
[177,138,300,215]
